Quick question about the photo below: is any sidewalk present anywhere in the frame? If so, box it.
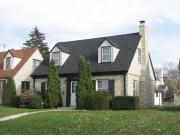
[0,107,75,122]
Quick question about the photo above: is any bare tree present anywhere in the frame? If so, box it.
[163,63,180,90]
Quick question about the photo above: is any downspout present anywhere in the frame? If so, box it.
[124,73,126,96]
[33,77,35,89]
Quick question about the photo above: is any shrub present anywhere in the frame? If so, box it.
[11,95,21,108]
[160,106,180,111]
[2,77,16,105]
[86,91,112,110]
[112,96,139,110]
[21,90,40,106]
[27,95,42,109]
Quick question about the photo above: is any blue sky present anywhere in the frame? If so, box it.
[0,0,179,68]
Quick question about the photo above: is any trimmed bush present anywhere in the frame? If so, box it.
[45,59,62,108]
[112,96,139,110]
[2,77,16,105]
[76,57,94,109]
[86,91,112,110]
[11,95,21,108]
[21,90,40,106]
[27,95,42,109]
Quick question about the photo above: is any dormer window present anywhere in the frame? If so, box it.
[102,46,111,62]
[6,57,11,70]
[52,52,60,66]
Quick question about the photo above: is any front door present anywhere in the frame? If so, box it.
[41,82,46,99]
[70,81,77,107]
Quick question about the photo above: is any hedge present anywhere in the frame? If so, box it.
[86,91,112,110]
[27,95,42,109]
[11,95,21,108]
[112,96,139,110]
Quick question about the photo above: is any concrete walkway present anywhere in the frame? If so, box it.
[0,108,75,122]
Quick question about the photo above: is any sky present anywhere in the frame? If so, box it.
[0,0,180,68]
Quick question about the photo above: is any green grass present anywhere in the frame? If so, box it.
[0,109,180,135]
[0,105,40,118]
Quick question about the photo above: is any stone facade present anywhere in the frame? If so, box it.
[138,21,155,108]
[33,21,156,108]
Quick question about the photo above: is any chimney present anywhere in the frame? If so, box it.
[139,20,148,67]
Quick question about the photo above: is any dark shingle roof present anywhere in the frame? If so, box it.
[32,33,141,76]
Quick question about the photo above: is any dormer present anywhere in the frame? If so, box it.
[3,50,22,70]
[50,45,70,66]
[98,39,120,63]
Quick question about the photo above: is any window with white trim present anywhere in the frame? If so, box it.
[0,80,5,90]
[71,81,77,93]
[97,80,108,91]
[33,59,41,71]
[6,57,11,69]
[21,81,30,93]
[52,52,60,65]
[102,47,111,62]
[133,80,137,96]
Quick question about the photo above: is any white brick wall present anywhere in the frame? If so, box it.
[14,49,43,95]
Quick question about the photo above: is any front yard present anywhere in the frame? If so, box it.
[0,106,180,135]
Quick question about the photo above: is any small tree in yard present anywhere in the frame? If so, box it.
[76,57,94,109]
[2,77,16,105]
[85,62,94,96]
[45,60,62,108]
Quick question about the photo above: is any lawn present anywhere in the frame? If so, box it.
[0,105,40,118]
[0,109,180,135]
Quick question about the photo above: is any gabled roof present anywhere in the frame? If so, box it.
[32,33,141,76]
[0,47,37,78]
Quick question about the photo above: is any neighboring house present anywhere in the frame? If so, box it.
[0,47,43,104]
[32,21,156,108]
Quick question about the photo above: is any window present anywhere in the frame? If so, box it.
[52,52,60,65]
[0,80,5,99]
[0,80,5,90]
[33,59,41,71]
[97,80,108,91]
[6,57,11,69]
[21,81,30,93]
[133,80,137,96]
[102,47,111,62]
[138,48,141,64]
[71,81,77,93]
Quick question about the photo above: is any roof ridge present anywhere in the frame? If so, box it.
[56,32,140,45]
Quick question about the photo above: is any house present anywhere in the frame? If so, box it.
[32,21,156,108]
[0,47,43,104]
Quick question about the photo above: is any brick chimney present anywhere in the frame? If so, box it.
[139,20,149,67]
[139,21,154,108]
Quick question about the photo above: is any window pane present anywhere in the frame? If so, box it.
[52,52,60,65]
[71,81,77,93]
[103,47,110,55]
[102,47,110,62]
[33,59,41,71]
[98,80,108,90]
[6,57,11,69]
[103,55,109,61]
[133,80,137,96]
